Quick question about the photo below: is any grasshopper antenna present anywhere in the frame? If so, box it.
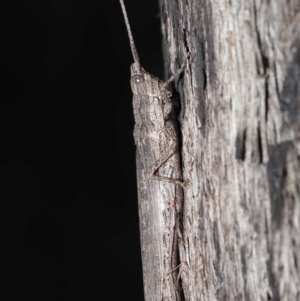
[119,0,140,65]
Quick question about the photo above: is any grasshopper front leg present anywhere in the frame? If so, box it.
[147,123,187,188]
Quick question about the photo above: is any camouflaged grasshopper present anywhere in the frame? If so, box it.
[119,1,188,300]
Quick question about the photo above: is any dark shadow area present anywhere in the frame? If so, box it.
[0,0,163,299]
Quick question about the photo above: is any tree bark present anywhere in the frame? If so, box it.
[159,0,300,300]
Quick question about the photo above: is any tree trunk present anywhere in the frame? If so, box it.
[159,0,300,300]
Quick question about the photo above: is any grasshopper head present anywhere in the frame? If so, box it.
[130,63,162,96]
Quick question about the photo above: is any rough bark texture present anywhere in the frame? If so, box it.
[159,0,300,300]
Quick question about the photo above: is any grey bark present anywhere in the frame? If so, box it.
[159,0,300,300]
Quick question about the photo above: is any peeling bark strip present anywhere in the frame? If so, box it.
[119,1,188,300]
[160,0,300,300]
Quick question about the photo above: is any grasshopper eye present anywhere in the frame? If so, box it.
[132,74,144,84]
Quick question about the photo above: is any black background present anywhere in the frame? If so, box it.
[0,0,164,299]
